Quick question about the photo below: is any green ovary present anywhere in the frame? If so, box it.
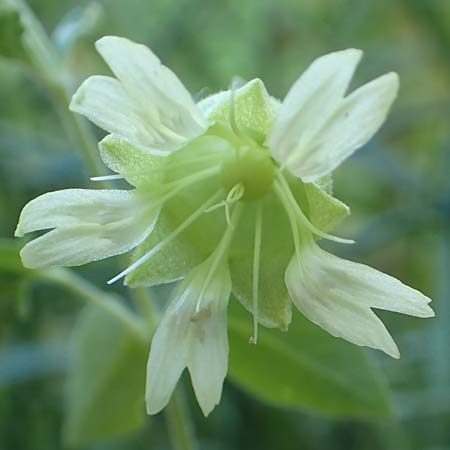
[220,145,275,201]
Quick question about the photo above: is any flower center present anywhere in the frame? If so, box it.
[220,144,275,201]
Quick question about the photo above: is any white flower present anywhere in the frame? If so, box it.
[16,37,434,417]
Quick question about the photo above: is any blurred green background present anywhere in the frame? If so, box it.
[0,0,449,449]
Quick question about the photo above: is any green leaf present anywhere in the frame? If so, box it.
[64,304,148,446]
[227,299,393,420]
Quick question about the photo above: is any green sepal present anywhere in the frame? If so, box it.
[198,78,277,135]
[229,193,293,330]
[289,174,350,234]
[99,134,163,188]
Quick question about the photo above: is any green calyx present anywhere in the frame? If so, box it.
[220,143,275,201]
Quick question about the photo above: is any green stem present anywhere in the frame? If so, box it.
[164,388,198,450]
[49,83,106,179]
[17,3,199,448]
[38,268,147,341]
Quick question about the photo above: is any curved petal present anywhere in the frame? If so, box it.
[146,260,231,416]
[70,76,170,155]
[16,189,138,235]
[266,49,362,163]
[285,240,433,358]
[94,36,208,151]
[16,189,159,268]
[287,73,399,182]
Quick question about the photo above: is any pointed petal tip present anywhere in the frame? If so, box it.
[14,225,23,238]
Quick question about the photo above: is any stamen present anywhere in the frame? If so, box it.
[91,154,224,182]
[195,202,244,313]
[274,174,355,245]
[107,189,223,285]
[205,183,245,226]
[249,200,263,345]
[156,165,221,207]
[275,181,302,260]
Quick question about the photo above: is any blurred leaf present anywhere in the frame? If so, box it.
[52,2,103,51]
[227,299,393,420]
[0,0,27,61]
[64,304,149,446]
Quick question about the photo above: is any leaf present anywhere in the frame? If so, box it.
[227,299,393,419]
[64,304,149,446]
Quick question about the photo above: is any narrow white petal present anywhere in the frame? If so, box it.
[16,189,159,268]
[286,241,433,358]
[266,49,362,163]
[187,263,231,416]
[95,36,208,149]
[70,76,168,154]
[145,287,193,415]
[292,73,399,182]
[146,260,231,416]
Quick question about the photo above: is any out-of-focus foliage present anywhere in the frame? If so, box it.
[0,1,449,450]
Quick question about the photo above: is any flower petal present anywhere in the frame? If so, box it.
[289,73,399,182]
[16,189,159,268]
[266,49,362,164]
[187,262,231,416]
[70,76,170,155]
[94,36,208,151]
[146,260,231,416]
[145,287,192,415]
[285,241,433,358]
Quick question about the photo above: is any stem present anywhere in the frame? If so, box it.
[17,3,199,447]
[38,268,147,341]
[16,0,106,183]
[50,83,106,178]
[164,388,198,450]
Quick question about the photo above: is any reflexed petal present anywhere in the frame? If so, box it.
[16,189,159,268]
[266,49,362,163]
[146,260,231,416]
[70,76,168,154]
[288,73,399,182]
[94,36,208,150]
[285,241,433,358]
